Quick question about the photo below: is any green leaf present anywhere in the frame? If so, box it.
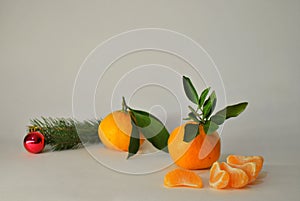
[186,106,200,122]
[214,102,248,120]
[129,109,169,152]
[183,76,199,104]
[183,123,199,142]
[203,100,212,118]
[127,120,140,159]
[198,87,210,107]
[203,91,216,119]
[187,112,200,122]
[203,120,219,135]
[188,106,198,115]
[210,111,226,125]
[210,92,217,114]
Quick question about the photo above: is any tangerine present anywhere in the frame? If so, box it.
[168,123,221,169]
[98,111,144,152]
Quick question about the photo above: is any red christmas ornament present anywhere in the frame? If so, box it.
[23,132,45,154]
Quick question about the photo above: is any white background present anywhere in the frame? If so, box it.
[1,0,299,200]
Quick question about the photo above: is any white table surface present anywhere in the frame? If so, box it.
[1,123,300,201]
[1,0,300,200]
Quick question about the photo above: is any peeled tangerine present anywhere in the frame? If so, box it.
[164,168,203,188]
[209,155,264,189]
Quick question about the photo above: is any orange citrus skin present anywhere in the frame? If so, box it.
[164,168,203,188]
[168,123,221,170]
[98,111,144,152]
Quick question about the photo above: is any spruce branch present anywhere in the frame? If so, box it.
[28,117,101,151]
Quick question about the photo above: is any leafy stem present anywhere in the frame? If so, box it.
[182,76,248,142]
[122,97,170,159]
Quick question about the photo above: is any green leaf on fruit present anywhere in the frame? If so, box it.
[183,76,199,104]
[203,91,216,119]
[210,111,226,125]
[203,120,219,135]
[214,102,248,120]
[187,112,200,122]
[182,76,248,137]
[127,120,140,159]
[198,87,210,107]
[183,123,199,142]
[129,109,169,152]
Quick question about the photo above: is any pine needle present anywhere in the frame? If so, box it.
[28,117,101,151]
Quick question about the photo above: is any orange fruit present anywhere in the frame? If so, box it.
[227,155,264,173]
[209,162,230,189]
[220,162,249,188]
[168,123,220,169]
[164,168,203,188]
[98,111,144,152]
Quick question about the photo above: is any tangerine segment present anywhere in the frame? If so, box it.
[209,162,230,189]
[164,168,203,188]
[228,162,258,184]
[220,162,249,188]
[227,155,264,173]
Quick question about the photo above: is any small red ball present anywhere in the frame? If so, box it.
[23,132,45,154]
